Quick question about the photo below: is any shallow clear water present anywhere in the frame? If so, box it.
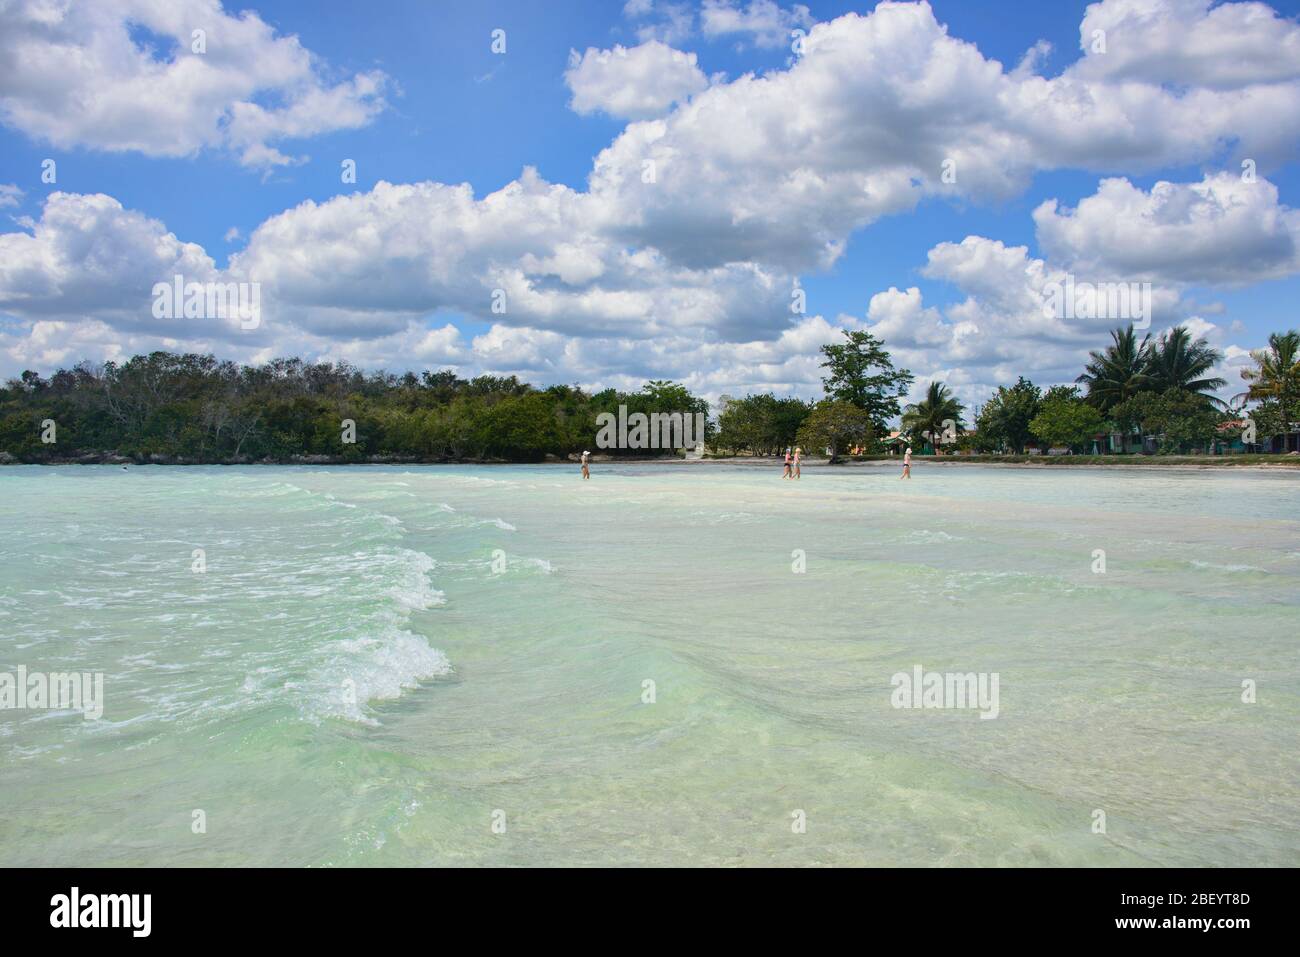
[1,462,1297,866]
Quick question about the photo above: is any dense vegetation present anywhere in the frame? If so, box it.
[1,325,1295,464]
[0,354,708,463]
[964,325,1299,456]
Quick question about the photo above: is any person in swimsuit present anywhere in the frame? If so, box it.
[782,448,792,479]
[793,447,802,480]
[581,450,590,480]
[900,446,912,480]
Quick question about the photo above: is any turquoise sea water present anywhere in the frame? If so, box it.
[1,462,1297,867]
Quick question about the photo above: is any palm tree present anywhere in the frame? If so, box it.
[1239,329,1300,451]
[1147,325,1226,406]
[901,381,964,453]
[1076,325,1153,413]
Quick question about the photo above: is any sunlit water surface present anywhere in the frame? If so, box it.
[1,463,1296,866]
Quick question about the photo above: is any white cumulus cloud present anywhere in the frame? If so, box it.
[1033,173,1300,284]
[700,0,814,48]
[0,0,390,169]
[565,41,709,120]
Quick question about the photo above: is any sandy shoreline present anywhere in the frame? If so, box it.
[611,455,1300,472]
[5,454,1297,472]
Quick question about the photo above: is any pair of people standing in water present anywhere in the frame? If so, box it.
[782,447,801,480]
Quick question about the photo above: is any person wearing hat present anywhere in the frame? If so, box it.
[581,449,591,480]
[900,446,912,480]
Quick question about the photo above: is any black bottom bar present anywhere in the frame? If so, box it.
[0,867,1285,942]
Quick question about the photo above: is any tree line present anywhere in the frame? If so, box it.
[716,324,1298,460]
[1,325,1295,464]
[0,354,707,463]
[967,325,1299,455]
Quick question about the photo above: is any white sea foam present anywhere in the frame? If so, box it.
[325,628,451,726]
[306,547,452,724]
[386,549,447,609]
[1188,560,1264,573]
[691,510,758,525]
[904,529,961,543]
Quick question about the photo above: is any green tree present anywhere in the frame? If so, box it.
[715,393,770,454]
[901,381,964,454]
[795,400,874,464]
[479,392,563,460]
[1147,325,1225,404]
[1238,329,1300,452]
[714,393,811,454]
[1077,325,1154,412]
[772,396,813,452]
[638,380,707,416]
[975,377,1041,453]
[818,330,913,431]
[590,380,710,456]
[1247,398,1297,452]
[1029,385,1105,452]
[1111,388,1223,453]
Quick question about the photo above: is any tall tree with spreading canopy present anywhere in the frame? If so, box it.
[795,400,874,464]
[818,330,914,432]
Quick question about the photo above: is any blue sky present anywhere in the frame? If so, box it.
[2,0,1300,408]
